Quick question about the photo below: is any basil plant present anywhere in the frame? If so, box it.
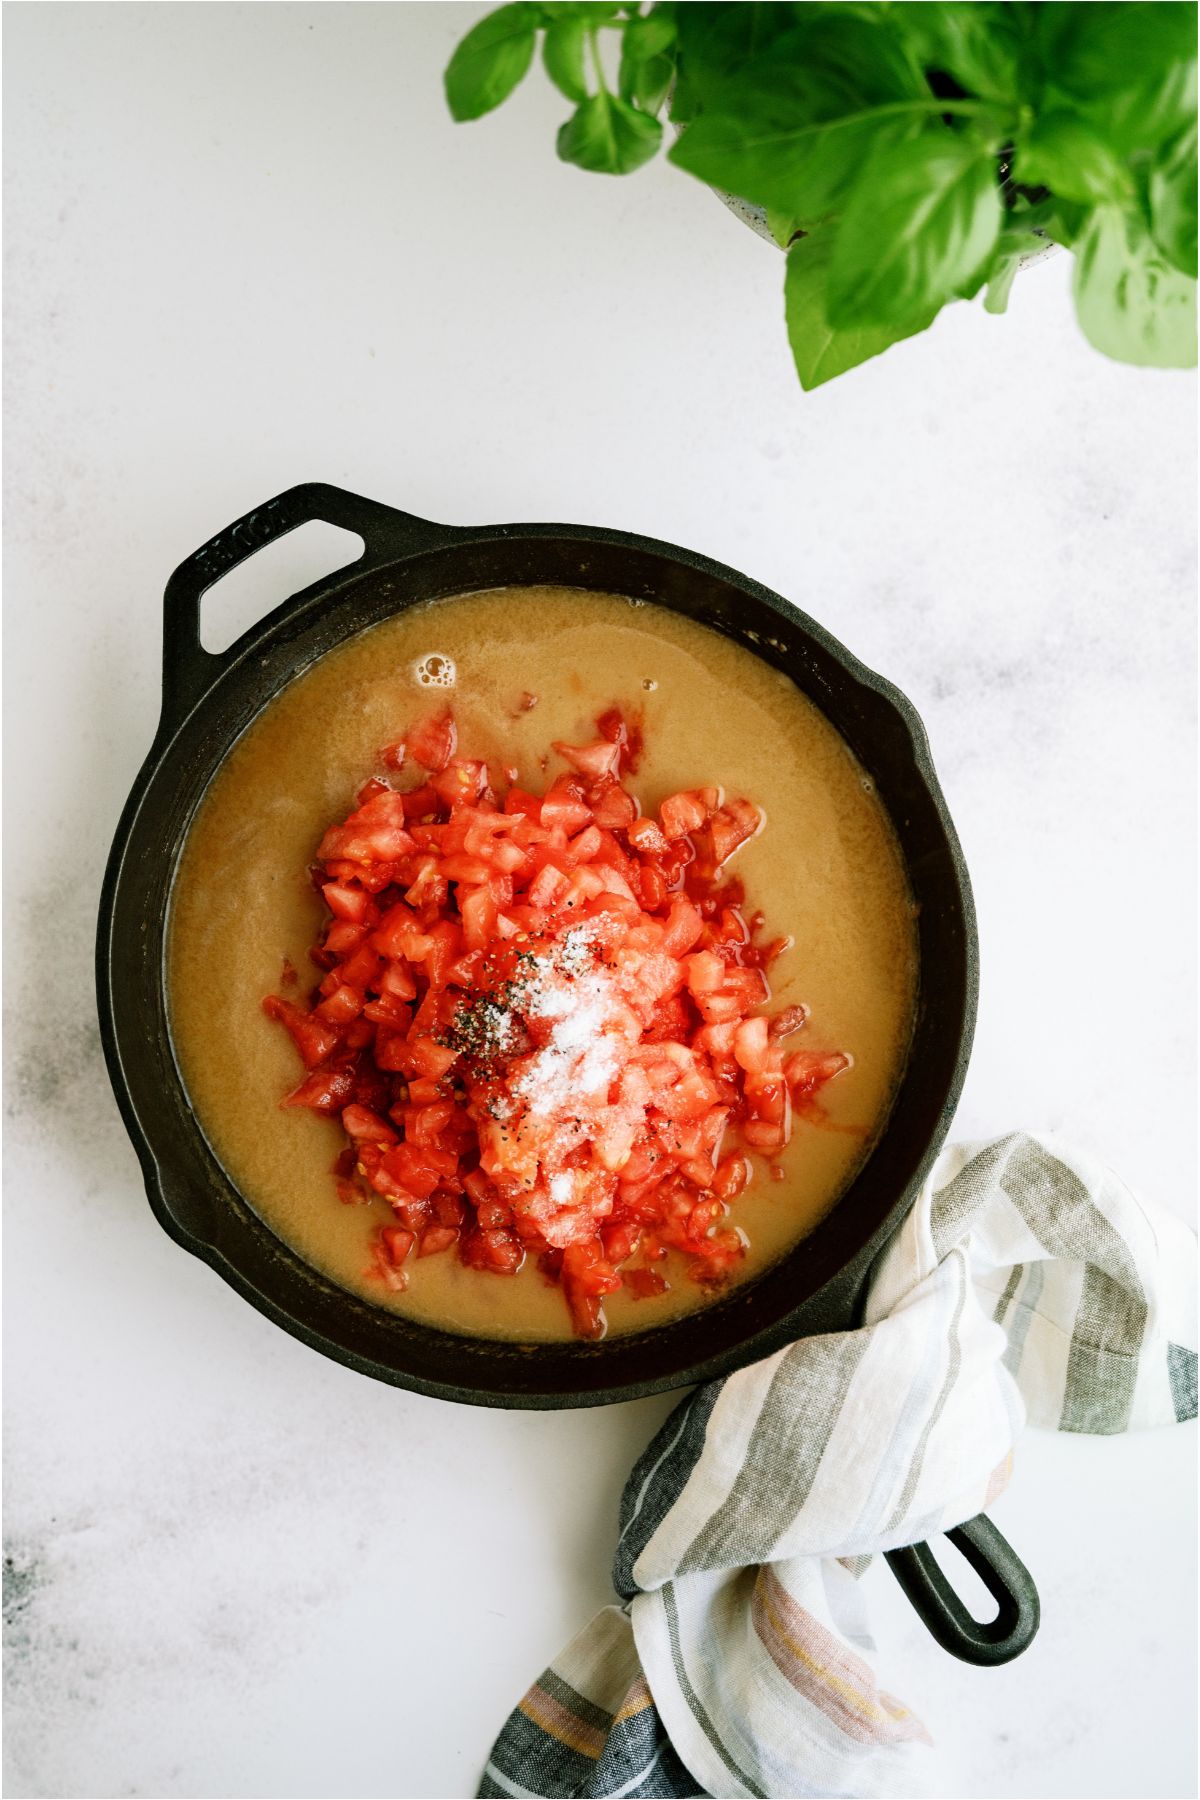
[446,1,1198,388]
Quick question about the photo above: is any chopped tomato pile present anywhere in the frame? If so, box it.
[263,702,849,1338]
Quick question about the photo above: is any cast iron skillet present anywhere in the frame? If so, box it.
[96,482,1038,1665]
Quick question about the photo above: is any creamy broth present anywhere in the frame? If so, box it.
[168,587,917,1340]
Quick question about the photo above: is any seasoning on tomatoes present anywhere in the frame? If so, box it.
[263,703,849,1338]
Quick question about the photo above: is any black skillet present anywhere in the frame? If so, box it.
[96,482,1039,1665]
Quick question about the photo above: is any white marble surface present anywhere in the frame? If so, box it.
[4,6,1196,1798]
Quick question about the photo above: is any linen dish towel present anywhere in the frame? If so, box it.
[479,1132,1197,1800]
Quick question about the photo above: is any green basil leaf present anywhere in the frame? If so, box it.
[983,252,1021,315]
[1040,2,1197,156]
[785,230,938,390]
[541,2,621,16]
[1149,120,1198,276]
[1036,197,1088,249]
[953,262,990,303]
[981,222,1051,313]
[767,205,801,248]
[1073,203,1198,366]
[1078,61,1196,165]
[673,101,922,226]
[617,7,677,108]
[557,90,662,173]
[1039,1,1196,96]
[1016,110,1132,204]
[670,3,804,124]
[827,133,1003,327]
[897,1,1024,105]
[445,3,539,122]
[625,8,676,63]
[632,54,674,116]
[779,13,931,107]
[670,19,932,219]
[543,17,588,103]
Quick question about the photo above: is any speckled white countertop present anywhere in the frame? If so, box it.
[4,6,1196,1798]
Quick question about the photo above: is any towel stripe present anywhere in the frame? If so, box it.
[662,1583,765,1798]
[752,1568,931,1747]
[615,1386,720,1599]
[519,1679,610,1758]
[678,1330,871,1575]
[1001,1262,1045,1381]
[884,1252,969,1534]
[1167,1343,1198,1423]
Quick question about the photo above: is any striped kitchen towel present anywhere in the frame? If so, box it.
[479,1133,1197,1800]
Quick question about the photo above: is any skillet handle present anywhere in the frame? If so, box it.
[160,482,457,725]
[884,1513,1040,1666]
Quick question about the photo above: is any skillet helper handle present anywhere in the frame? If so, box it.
[159,482,454,725]
[884,1513,1040,1666]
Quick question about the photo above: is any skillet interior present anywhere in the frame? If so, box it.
[97,488,976,1406]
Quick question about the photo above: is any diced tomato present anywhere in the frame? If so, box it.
[733,1016,770,1073]
[783,1050,852,1095]
[625,1265,668,1298]
[559,1240,622,1338]
[409,1036,457,1079]
[713,1153,751,1201]
[263,697,848,1340]
[404,857,449,909]
[635,862,667,911]
[423,919,463,988]
[564,824,603,866]
[262,996,341,1069]
[342,1104,398,1144]
[460,885,500,953]
[733,966,772,1005]
[709,799,762,865]
[323,882,372,924]
[316,984,364,1026]
[317,791,416,864]
[769,1004,809,1041]
[433,760,488,809]
[504,786,542,819]
[323,921,366,958]
[406,1077,444,1105]
[540,791,592,837]
[595,705,644,775]
[381,1226,415,1266]
[684,950,725,996]
[363,991,412,1027]
[590,779,637,830]
[372,1027,410,1071]
[602,1219,641,1263]
[528,862,569,909]
[432,1190,466,1227]
[281,1065,356,1113]
[461,1226,525,1275]
[554,738,622,781]
[402,1100,454,1144]
[407,709,457,773]
[378,1141,448,1199]
[338,942,385,993]
[419,1224,460,1258]
[660,790,712,839]
[401,783,440,820]
[660,897,704,957]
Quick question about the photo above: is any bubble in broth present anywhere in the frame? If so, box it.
[414,653,456,689]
